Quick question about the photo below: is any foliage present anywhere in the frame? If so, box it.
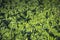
[0,0,60,40]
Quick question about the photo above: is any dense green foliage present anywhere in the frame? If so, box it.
[0,0,60,40]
